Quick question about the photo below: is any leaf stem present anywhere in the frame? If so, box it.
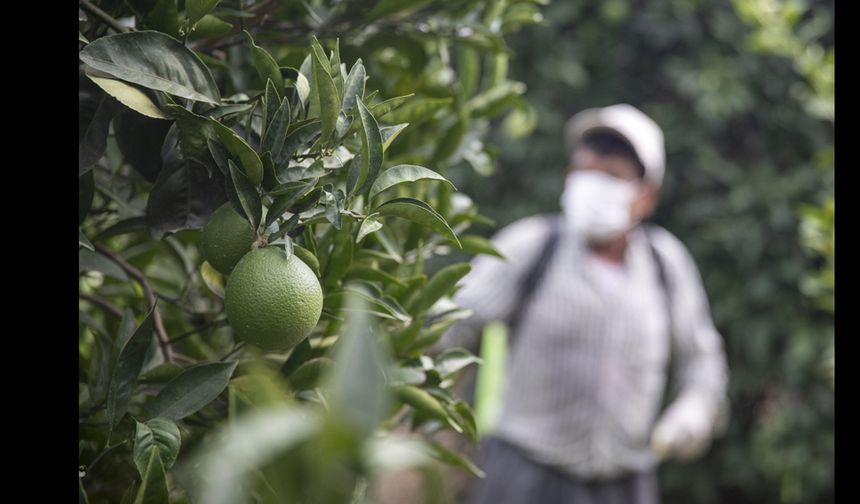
[79,0,131,34]
[94,244,174,363]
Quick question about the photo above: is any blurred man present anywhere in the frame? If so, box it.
[438,104,729,504]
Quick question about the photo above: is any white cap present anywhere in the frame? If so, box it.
[564,104,666,186]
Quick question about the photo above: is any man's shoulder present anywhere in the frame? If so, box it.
[485,213,561,265]
[498,213,561,235]
[641,223,699,273]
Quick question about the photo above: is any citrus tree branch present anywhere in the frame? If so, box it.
[169,318,229,344]
[79,0,130,34]
[79,292,124,320]
[94,244,174,363]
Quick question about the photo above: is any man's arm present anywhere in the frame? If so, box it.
[433,215,551,354]
[650,229,730,460]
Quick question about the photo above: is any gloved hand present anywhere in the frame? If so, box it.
[650,394,714,461]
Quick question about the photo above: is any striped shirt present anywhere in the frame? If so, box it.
[437,214,729,480]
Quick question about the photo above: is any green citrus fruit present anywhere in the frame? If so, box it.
[225,246,324,351]
[201,203,256,275]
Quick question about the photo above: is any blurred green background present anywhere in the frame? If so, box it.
[448,0,834,502]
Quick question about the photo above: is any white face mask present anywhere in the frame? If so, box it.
[560,170,638,243]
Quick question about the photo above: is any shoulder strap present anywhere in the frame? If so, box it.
[643,225,680,405]
[506,215,563,344]
[643,225,672,321]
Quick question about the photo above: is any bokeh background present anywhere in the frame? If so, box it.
[78,0,834,501]
[446,0,834,502]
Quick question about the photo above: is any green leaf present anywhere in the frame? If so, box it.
[372,228,404,263]
[94,217,146,241]
[296,71,311,106]
[79,93,122,174]
[371,93,416,119]
[288,357,334,390]
[210,119,264,186]
[200,260,226,298]
[309,39,331,75]
[458,47,479,98]
[187,0,221,25]
[139,363,185,384]
[145,154,227,240]
[133,450,169,504]
[208,103,256,119]
[369,164,456,200]
[116,308,139,349]
[262,79,281,136]
[267,178,316,197]
[381,123,409,152]
[408,263,472,314]
[383,97,452,125]
[394,385,449,422]
[323,187,346,230]
[311,38,340,144]
[293,244,321,276]
[88,332,115,406]
[226,159,262,231]
[133,418,181,477]
[280,338,313,378]
[356,214,383,243]
[79,229,94,251]
[325,290,391,436]
[345,264,407,287]
[107,309,155,429]
[279,160,326,183]
[435,348,482,378]
[262,98,291,163]
[114,110,172,183]
[142,0,180,38]
[457,234,505,259]
[329,38,344,98]
[465,81,527,118]
[177,409,319,504]
[391,318,422,355]
[188,14,233,41]
[343,93,412,138]
[264,178,317,228]
[163,104,216,159]
[244,30,284,92]
[327,288,410,322]
[386,364,427,386]
[79,31,220,104]
[433,115,469,162]
[84,67,169,119]
[324,225,354,287]
[79,249,129,281]
[283,120,322,160]
[341,60,366,113]
[149,361,238,420]
[348,97,384,196]
[448,400,479,443]
[376,198,461,247]
[425,440,485,477]
[79,168,95,225]
[368,0,435,21]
